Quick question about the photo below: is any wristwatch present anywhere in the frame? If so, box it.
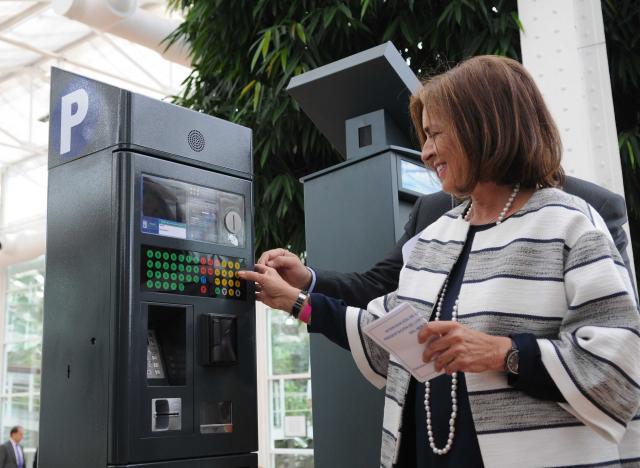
[290,290,309,319]
[504,339,519,375]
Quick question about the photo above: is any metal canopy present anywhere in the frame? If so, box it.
[287,41,421,158]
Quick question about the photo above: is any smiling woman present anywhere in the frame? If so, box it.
[242,55,640,468]
[410,55,564,198]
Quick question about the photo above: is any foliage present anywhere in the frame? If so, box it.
[602,1,640,278]
[166,0,521,254]
[167,0,639,281]
[618,130,640,272]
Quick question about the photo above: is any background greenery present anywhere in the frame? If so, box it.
[168,0,640,279]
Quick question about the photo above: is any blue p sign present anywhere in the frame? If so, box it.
[60,88,89,155]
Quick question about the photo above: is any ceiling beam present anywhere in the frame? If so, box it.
[0,34,169,95]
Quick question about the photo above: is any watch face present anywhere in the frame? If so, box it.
[507,350,519,374]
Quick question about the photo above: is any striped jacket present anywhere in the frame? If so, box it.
[344,188,640,467]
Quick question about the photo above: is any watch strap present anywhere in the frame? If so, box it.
[290,290,309,318]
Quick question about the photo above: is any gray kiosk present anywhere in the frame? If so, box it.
[40,69,257,467]
[288,43,440,467]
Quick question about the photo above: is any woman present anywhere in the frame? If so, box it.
[239,56,640,467]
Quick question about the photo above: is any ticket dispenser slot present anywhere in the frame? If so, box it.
[200,314,237,366]
[147,304,186,386]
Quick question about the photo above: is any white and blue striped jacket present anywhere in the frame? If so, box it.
[344,188,640,468]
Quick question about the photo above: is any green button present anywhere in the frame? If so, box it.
[163,272,169,280]
[162,252,169,260]
[193,256,199,264]
[145,280,152,288]
[146,250,154,258]
[170,282,177,290]
[186,256,192,263]
[146,260,154,268]
[215,287,221,295]
[163,262,169,270]
[178,283,185,292]
[162,281,170,290]
[169,253,176,261]
[186,274,192,282]
[186,265,192,273]
[155,261,161,269]
[178,255,185,262]
[170,273,177,281]
[178,264,184,272]
[154,280,161,289]
[155,251,161,259]
[179,274,185,281]
[146,270,153,279]
[171,263,177,271]
[155,271,162,279]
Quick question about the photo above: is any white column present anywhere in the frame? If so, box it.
[517,0,634,274]
[255,301,270,468]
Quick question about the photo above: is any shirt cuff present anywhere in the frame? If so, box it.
[508,332,566,402]
[306,267,317,293]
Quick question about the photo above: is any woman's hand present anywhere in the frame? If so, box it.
[418,321,512,374]
[238,264,301,312]
[257,248,312,290]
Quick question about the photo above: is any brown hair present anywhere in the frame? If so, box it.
[409,55,564,193]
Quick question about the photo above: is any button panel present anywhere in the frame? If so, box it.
[141,245,247,300]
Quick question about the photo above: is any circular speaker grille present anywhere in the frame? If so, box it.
[187,130,205,152]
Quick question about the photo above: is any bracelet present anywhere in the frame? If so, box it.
[290,290,309,319]
[298,302,312,324]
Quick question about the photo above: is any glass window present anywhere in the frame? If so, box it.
[267,308,313,466]
[270,311,310,375]
[1,257,45,463]
[274,453,314,468]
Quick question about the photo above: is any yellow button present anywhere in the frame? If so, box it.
[215,278,220,286]
[234,262,240,270]
[215,269,220,276]
[221,260,227,268]
[221,270,227,277]
[222,279,228,287]
[235,280,241,288]
[228,289,234,296]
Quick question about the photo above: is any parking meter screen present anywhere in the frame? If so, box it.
[399,159,441,195]
[141,174,245,248]
[141,245,247,300]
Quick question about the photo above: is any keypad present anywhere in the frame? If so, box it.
[141,245,247,300]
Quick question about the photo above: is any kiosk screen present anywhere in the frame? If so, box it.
[141,174,245,248]
[399,159,441,195]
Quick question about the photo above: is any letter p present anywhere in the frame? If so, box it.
[60,88,89,155]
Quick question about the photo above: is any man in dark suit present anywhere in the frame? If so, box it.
[0,426,25,468]
[259,175,633,305]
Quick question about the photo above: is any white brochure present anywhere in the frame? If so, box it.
[363,302,444,382]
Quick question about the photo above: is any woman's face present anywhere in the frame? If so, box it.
[420,107,467,195]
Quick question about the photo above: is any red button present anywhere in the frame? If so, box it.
[200,266,206,275]
[207,267,214,276]
[208,257,214,266]
[200,257,206,265]
[200,285,207,294]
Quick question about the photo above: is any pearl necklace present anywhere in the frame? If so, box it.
[463,183,520,224]
[425,183,521,456]
[424,277,458,455]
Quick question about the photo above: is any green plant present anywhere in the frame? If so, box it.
[167,1,639,282]
[603,1,640,280]
[166,0,521,255]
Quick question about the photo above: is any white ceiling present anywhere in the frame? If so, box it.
[0,0,190,169]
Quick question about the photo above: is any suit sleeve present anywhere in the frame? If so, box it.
[311,197,422,308]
